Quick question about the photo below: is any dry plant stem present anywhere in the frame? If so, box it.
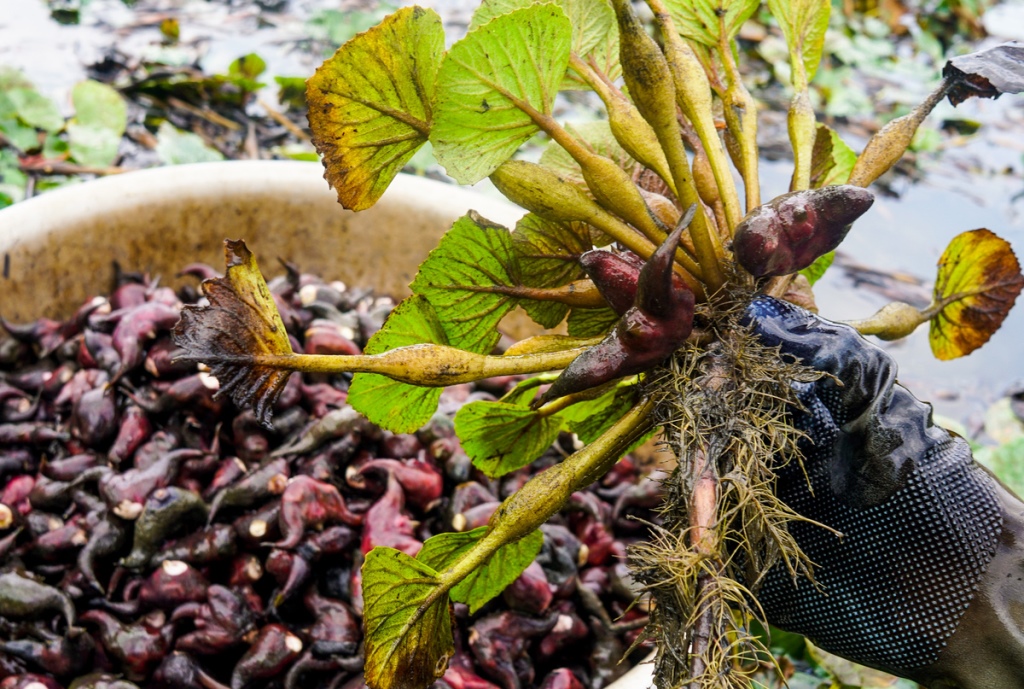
[646,0,743,232]
[718,38,760,212]
[256,98,309,141]
[848,80,952,187]
[762,274,796,300]
[609,0,726,294]
[250,345,588,386]
[685,365,725,688]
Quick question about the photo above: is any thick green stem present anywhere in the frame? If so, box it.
[251,344,587,386]
[719,37,760,211]
[646,0,743,233]
[569,54,677,196]
[490,160,706,298]
[787,62,815,191]
[848,81,951,187]
[610,0,726,293]
[435,397,656,590]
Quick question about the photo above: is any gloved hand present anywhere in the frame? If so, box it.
[745,296,1024,689]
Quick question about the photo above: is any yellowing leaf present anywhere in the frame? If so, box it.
[307,7,444,210]
[454,399,564,477]
[348,295,449,433]
[417,527,544,613]
[929,229,1024,360]
[768,0,831,82]
[173,240,294,427]
[362,547,454,689]
[430,4,572,183]
[410,212,520,354]
[665,0,759,47]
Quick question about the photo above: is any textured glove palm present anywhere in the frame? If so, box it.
[745,296,1024,689]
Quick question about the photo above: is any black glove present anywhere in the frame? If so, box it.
[745,296,1024,688]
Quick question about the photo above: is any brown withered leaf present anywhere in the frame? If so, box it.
[173,239,294,426]
[943,41,1024,106]
[929,229,1024,360]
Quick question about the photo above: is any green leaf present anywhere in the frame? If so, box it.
[418,527,544,613]
[229,53,267,80]
[538,120,636,193]
[454,400,563,477]
[929,229,1024,361]
[7,87,63,133]
[799,250,834,286]
[665,0,759,47]
[362,547,454,689]
[348,295,447,433]
[155,122,225,164]
[307,6,444,210]
[809,123,856,188]
[68,81,127,167]
[411,212,520,354]
[768,0,831,82]
[469,0,620,89]
[430,3,572,183]
[977,436,1024,497]
[566,306,618,338]
[275,76,308,110]
[511,213,590,328]
[560,385,638,443]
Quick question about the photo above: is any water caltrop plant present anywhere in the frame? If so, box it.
[174,1,1024,688]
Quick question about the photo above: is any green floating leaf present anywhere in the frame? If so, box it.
[809,123,856,188]
[799,250,833,286]
[512,213,590,328]
[155,122,225,165]
[7,86,63,133]
[348,295,447,433]
[68,80,127,167]
[411,212,520,354]
[454,399,563,477]
[665,0,759,48]
[470,0,620,89]
[229,53,267,80]
[307,6,444,210]
[768,0,831,82]
[929,229,1024,360]
[431,3,572,184]
[560,385,637,444]
[418,527,544,613]
[362,547,454,689]
[566,306,618,338]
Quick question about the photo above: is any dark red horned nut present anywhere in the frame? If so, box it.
[345,457,443,511]
[208,458,290,523]
[230,624,304,689]
[80,609,173,681]
[360,473,421,556]
[536,220,695,406]
[273,475,362,549]
[578,251,644,316]
[732,185,875,277]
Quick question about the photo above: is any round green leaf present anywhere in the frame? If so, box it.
[430,3,572,184]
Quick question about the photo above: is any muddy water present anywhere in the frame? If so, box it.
[3,0,1024,422]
